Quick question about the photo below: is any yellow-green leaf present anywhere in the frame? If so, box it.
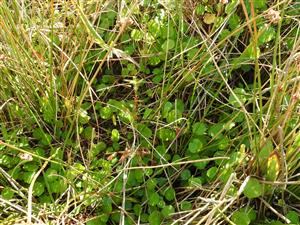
[203,13,216,24]
[265,151,280,181]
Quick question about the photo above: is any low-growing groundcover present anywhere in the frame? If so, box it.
[0,0,300,224]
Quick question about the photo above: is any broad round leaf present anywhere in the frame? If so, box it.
[149,192,160,206]
[207,167,218,180]
[192,122,207,136]
[232,211,251,225]
[149,211,162,225]
[286,211,299,224]
[180,201,192,211]
[203,13,216,24]
[33,181,45,196]
[1,187,14,200]
[181,169,191,180]
[158,128,176,142]
[243,178,263,199]
[164,187,175,201]
[188,138,203,153]
[131,29,143,41]
[111,129,120,142]
[100,106,113,119]
[162,39,175,51]
[162,205,175,218]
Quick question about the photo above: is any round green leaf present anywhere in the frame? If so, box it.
[149,211,162,225]
[110,212,120,223]
[164,187,175,201]
[181,169,191,180]
[208,123,223,138]
[1,187,14,200]
[229,88,248,108]
[148,56,161,66]
[102,196,112,213]
[253,0,267,9]
[158,128,176,142]
[39,194,52,203]
[100,106,113,120]
[162,39,175,51]
[146,178,157,191]
[193,160,208,170]
[195,4,205,16]
[220,168,233,183]
[162,205,175,218]
[187,48,199,60]
[131,29,143,41]
[101,75,115,84]
[175,99,185,113]
[157,199,166,208]
[162,101,173,118]
[258,26,275,45]
[243,178,263,199]
[232,211,251,225]
[22,171,35,184]
[23,162,39,172]
[217,136,229,150]
[137,123,152,138]
[228,13,240,30]
[89,141,107,158]
[83,126,93,139]
[192,122,207,136]
[166,109,182,124]
[133,204,142,216]
[246,207,257,221]
[188,138,203,153]
[87,215,109,225]
[33,181,45,196]
[149,192,160,206]
[180,201,192,211]
[44,168,58,182]
[207,167,218,180]
[49,179,63,193]
[40,133,52,145]
[111,129,120,142]
[140,213,149,223]
[225,0,239,14]
[286,211,299,224]
[79,109,90,124]
[188,177,203,187]
[134,169,144,183]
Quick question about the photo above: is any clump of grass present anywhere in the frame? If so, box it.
[0,0,299,224]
